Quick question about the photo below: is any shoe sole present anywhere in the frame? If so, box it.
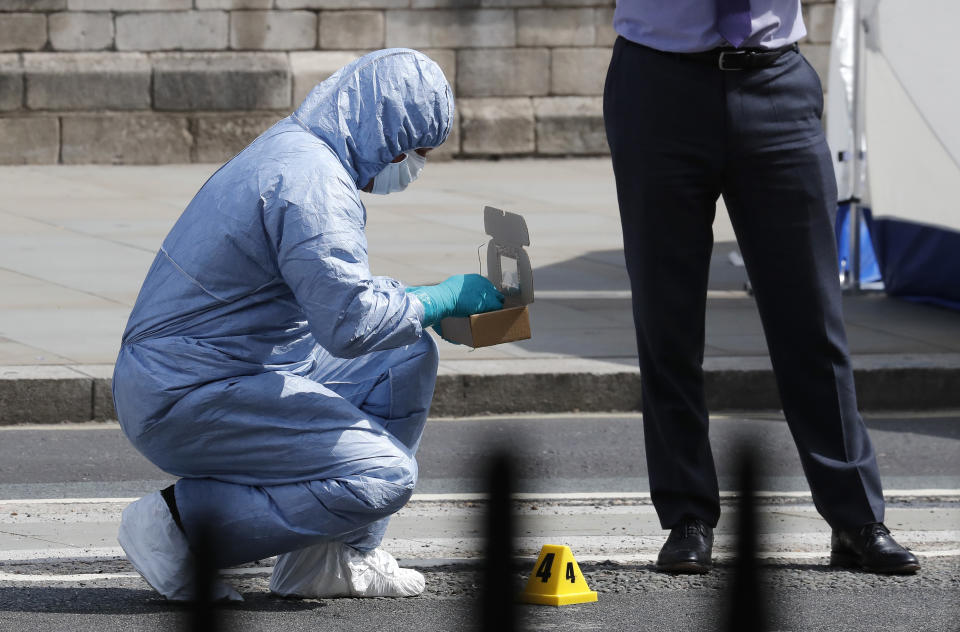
[830,552,921,575]
[656,561,712,574]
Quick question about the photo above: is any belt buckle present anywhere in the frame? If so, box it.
[718,50,747,71]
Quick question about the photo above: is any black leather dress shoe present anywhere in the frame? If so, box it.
[656,517,713,574]
[831,523,920,574]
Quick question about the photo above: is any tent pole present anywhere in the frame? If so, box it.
[847,0,864,293]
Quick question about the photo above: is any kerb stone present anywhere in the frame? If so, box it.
[0,367,92,425]
[24,52,151,111]
[49,12,114,51]
[431,372,642,417]
[61,113,193,164]
[550,47,609,96]
[289,50,362,105]
[193,112,284,162]
[517,8,595,47]
[0,13,48,52]
[0,54,22,111]
[386,10,515,48]
[457,48,549,97]
[92,377,115,420]
[153,52,291,111]
[0,117,59,165]
[534,96,606,155]
[115,11,228,51]
[459,97,534,155]
[230,10,317,51]
[318,10,385,50]
[65,365,116,421]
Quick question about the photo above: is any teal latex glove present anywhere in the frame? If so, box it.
[406,274,505,327]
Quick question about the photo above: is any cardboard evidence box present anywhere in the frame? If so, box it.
[440,206,534,348]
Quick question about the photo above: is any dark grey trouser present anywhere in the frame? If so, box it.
[603,36,885,530]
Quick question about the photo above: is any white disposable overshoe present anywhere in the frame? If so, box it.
[117,491,243,602]
[270,542,425,598]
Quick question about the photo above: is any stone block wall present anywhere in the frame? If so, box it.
[0,0,835,165]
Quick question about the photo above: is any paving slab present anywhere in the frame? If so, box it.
[0,160,959,421]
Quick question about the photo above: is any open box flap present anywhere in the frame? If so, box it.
[483,206,534,309]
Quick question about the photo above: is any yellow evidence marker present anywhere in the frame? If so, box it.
[520,544,598,606]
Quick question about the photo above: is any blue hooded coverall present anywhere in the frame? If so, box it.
[112,49,453,568]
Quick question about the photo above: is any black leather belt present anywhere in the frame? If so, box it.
[684,43,799,70]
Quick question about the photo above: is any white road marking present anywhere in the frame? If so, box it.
[1,493,957,585]
[3,530,959,563]
[3,489,959,506]
[3,549,958,584]
[0,572,139,582]
[535,290,749,300]
[0,546,125,561]
[411,489,960,502]
[0,566,274,583]
[2,498,139,506]
[2,410,956,430]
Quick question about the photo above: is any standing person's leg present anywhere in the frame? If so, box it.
[720,50,885,529]
[723,52,916,573]
[604,37,725,531]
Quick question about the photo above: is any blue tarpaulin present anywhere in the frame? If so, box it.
[835,203,881,285]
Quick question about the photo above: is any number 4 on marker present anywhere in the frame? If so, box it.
[535,553,555,582]
[565,562,576,583]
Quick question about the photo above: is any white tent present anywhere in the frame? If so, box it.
[827,0,960,307]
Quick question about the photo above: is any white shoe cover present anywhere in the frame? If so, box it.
[117,491,243,602]
[270,542,425,598]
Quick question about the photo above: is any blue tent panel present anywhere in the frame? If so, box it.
[835,203,881,284]
[870,214,960,311]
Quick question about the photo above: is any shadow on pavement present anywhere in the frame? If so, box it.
[0,587,322,615]
[530,242,748,293]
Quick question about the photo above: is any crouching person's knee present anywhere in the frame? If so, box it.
[409,333,439,391]
[408,332,439,375]
[343,455,417,520]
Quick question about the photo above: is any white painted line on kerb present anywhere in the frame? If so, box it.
[3,550,960,584]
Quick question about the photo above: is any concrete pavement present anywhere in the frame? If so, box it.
[1,160,960,423]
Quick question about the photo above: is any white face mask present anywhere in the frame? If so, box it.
[370,151,427,195]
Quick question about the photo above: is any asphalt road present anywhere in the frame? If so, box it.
[0,413,958,631]
[1,412,959,498]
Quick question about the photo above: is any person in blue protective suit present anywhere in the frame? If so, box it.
[112,49,504,602]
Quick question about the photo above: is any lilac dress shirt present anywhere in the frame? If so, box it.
[613,0,807,53]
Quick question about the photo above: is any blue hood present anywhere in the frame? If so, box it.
[293,48,454,189]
